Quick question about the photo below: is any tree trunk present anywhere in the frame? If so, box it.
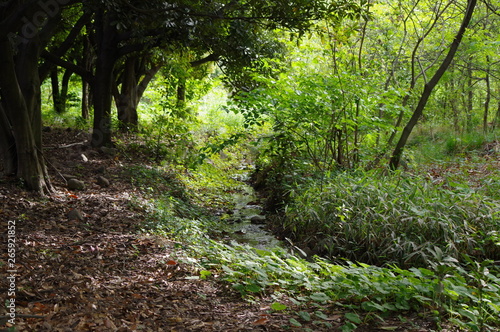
[0,37,52,193]
[0,103,17,175]
[82,78,91,120]
[114,55,162,131]
[466,57,474,132]
[495,85,500,129]
[91,11,118,148]
[51,67,63,113]
[81,30,93,120]
[176,78,186,108]
[115,57,139,131]
[483,57,491,132]
[389,0,477,170]
[91,55,115,147]
[51,67,72,113]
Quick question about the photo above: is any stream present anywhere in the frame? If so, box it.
[218,170,283,250]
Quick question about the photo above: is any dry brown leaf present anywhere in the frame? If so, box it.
[251,317,269,326]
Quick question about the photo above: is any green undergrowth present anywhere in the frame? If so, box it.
[282,169,500,268]
[408,127,500,163]
[129,164,500,331]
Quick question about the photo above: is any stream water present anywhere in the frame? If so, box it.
[219,171,283,250]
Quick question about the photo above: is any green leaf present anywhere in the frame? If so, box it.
[270,302,288,311]
[199,270,212,280]
[341,322,358,332]
[345,312,362,324]
[289,318,302,327]
[361,301,386,312]
[254,248,272,256]
[246,283,262,293]
[309,292,330,303]
[314,310,329,320]
[184,276,200,280]
[298,311,311,321]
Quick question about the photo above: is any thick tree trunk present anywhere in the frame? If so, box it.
[51,68,62,113]
[0,103,17,175]
[91,11,118,148]
[81,30,93,120]
[50,67,72,113]
[389,0,477,170]
[114,55,162,131]
[0,38,52,193]
[91,56,115,147]
[116,57,139,131]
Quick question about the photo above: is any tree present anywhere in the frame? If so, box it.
[0,1,72,193]
[44,0,366,148]
[113,53,163,131]
[0,0,365,193]
[389,0,478,170]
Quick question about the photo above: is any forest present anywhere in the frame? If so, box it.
[1,0,500,330]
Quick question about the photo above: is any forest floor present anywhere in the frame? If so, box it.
[1,128,449,331]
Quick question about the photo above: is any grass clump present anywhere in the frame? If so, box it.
[282,170,500,268]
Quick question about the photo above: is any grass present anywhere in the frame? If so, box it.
[281,169,500,268]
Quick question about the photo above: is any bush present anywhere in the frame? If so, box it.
[282,170,500,268]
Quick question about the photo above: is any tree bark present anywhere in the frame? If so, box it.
[114,55,162,131]
[466,56,474,132]
[91,11,119,148]
[81,30,93,120]
[389,0,477,170]
[51,67,72,113]
[115,57,139,131]
[0,37,52,193]
[0,103,17,175]
[483,56,491,132]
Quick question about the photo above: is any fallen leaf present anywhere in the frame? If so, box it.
[251,317,269,326]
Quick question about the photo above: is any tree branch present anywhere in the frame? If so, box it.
[190,53,220,67]
[41,51,92,83]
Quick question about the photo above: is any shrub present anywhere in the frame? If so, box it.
[282,170,500,268]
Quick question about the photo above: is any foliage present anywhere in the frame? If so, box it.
[146,203,500,330]
[131,152,499,330]
[281,169,500,268]
[232,39,407,173]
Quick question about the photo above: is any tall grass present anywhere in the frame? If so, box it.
[282,170,500,268]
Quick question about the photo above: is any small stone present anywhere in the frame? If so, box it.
[62,174,76,181]
[67,208,84,221]
[100,146,117,156]
[250,215,266,224]
[68,178,85,190]
[81,154,88,162]
[96,176,110,187]
[87,150,99,158]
